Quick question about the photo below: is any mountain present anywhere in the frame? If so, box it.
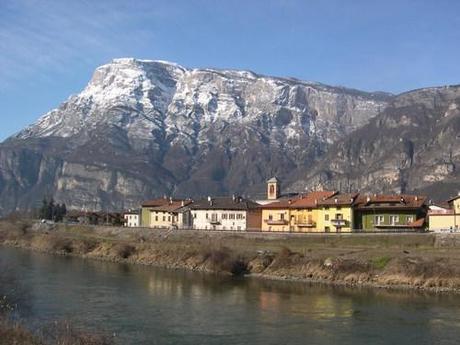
[290,85,460,199]
[1,57,456,215]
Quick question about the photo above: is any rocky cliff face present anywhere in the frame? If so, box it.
[0,58,391,214]
[290,85,460,199]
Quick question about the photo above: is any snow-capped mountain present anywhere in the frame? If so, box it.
[0,58,393,214]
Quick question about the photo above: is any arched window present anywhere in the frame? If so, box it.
[269,184,275,196]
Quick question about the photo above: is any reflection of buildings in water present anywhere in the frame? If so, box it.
[259,291,282,311]
[307,294,354,320]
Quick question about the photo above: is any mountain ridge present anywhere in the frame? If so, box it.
[0,58,458,215]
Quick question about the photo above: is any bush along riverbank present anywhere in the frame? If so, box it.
[2,220,460,293]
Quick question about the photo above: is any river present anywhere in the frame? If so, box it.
[1,247,460,344]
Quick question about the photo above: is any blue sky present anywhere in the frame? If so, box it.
[1,0,459,140]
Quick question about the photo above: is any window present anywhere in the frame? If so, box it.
[155,216,158,221]
[229,214,235,220]
[211,213,218,222]
[337,206,342,210]
[237,226,241,230]
[168,216,171,222]
[335,214,343,220]
[325,214,329,221]
[268,214,273,220]
[374,215,384,225]
[163,216,166,221]
[280,213,284,220]
[325,206,330,210]
[236,214,243,220]
[389,215,399,225]
[325,226,330,232]
[206,213,208,219]
[222,213,228,220]
[406,216,414,224]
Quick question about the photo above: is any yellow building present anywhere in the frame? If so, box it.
[428,196,460,232]
[290,191,337,232]
[149,200,191,229]
[261,199,293,232]
[316,193,358,232]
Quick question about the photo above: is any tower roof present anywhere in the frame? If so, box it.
[267,177,279,183]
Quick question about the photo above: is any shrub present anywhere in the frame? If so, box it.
[113,244,136,259]
[50,237,73,254]
[204,247,249,276]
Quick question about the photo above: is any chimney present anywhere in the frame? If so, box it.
[400,197,405,203]
[415,196,418,201]
[208,196,212,206]
[366,196,371,203]
[181,200,185,207]
[169,197,173,205]
[232,194,236,202]
[334,198,338,204]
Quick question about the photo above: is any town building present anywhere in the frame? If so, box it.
[141,197,178,227]
[149,200,192,229]
[354,194,427,231]
[123,210,140,227]
[316,193,359,232]
[290,191,338,232]
[186,196,261,231]
[428,195,460,232]
[260,199,293,232]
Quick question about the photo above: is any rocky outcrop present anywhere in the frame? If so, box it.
[291,85,460,199]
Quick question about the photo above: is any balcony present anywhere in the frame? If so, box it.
[297,221,316,227]
[208,219,221,225]
[331,218,347,227]
[264,219,288,225]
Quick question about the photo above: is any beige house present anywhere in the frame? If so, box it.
[149,200,192,229]
[428,195,460,232]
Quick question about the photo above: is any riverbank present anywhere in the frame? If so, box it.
[2,220,460,293]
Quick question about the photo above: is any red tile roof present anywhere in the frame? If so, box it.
[317,193,359,206]
[149,200,192,213]
[291,191,337,208]
[354,194,427,209]
[142,198,175,207]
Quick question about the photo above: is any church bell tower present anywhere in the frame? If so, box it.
[267,177,280,200]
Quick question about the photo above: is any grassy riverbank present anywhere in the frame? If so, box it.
[2,219,460,293]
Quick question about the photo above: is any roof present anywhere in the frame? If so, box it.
[447,195,460,203]
[189,197,260,211]
[142,198,175,207]
[267,177,279,183]
[407,218,425,228]
[354,194,427,210]
[317,193,359,206]
[149,200,192,213]
[260,199,293,209]
[291,191,337,208]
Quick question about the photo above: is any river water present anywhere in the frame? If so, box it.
[1,246,460,345]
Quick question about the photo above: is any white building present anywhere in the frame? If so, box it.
[124,210,140,227]
[185,196,261,231]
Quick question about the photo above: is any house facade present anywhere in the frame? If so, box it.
[260,199,292,232]
[141,197,179,227]
[428,196,460,232]
[124,210,140,227]
[354,194,427,231]
[149,200,192,229]
[316,193,358,232]
[186,196,261,231]
[290,191,338,232]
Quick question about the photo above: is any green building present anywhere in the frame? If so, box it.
[354,194,427,231]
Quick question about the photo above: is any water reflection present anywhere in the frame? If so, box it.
[2,247,460,345]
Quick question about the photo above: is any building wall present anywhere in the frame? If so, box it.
[359,211,417,230]
[317,206,353,232]
[149,211,178,228]
[429,214,460,231]
[124,214,139,227]
[141,207,152,227]
[191,209,247,230]
[247,209,262,230]
[261,208,292,232]
[291,208,321,232]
